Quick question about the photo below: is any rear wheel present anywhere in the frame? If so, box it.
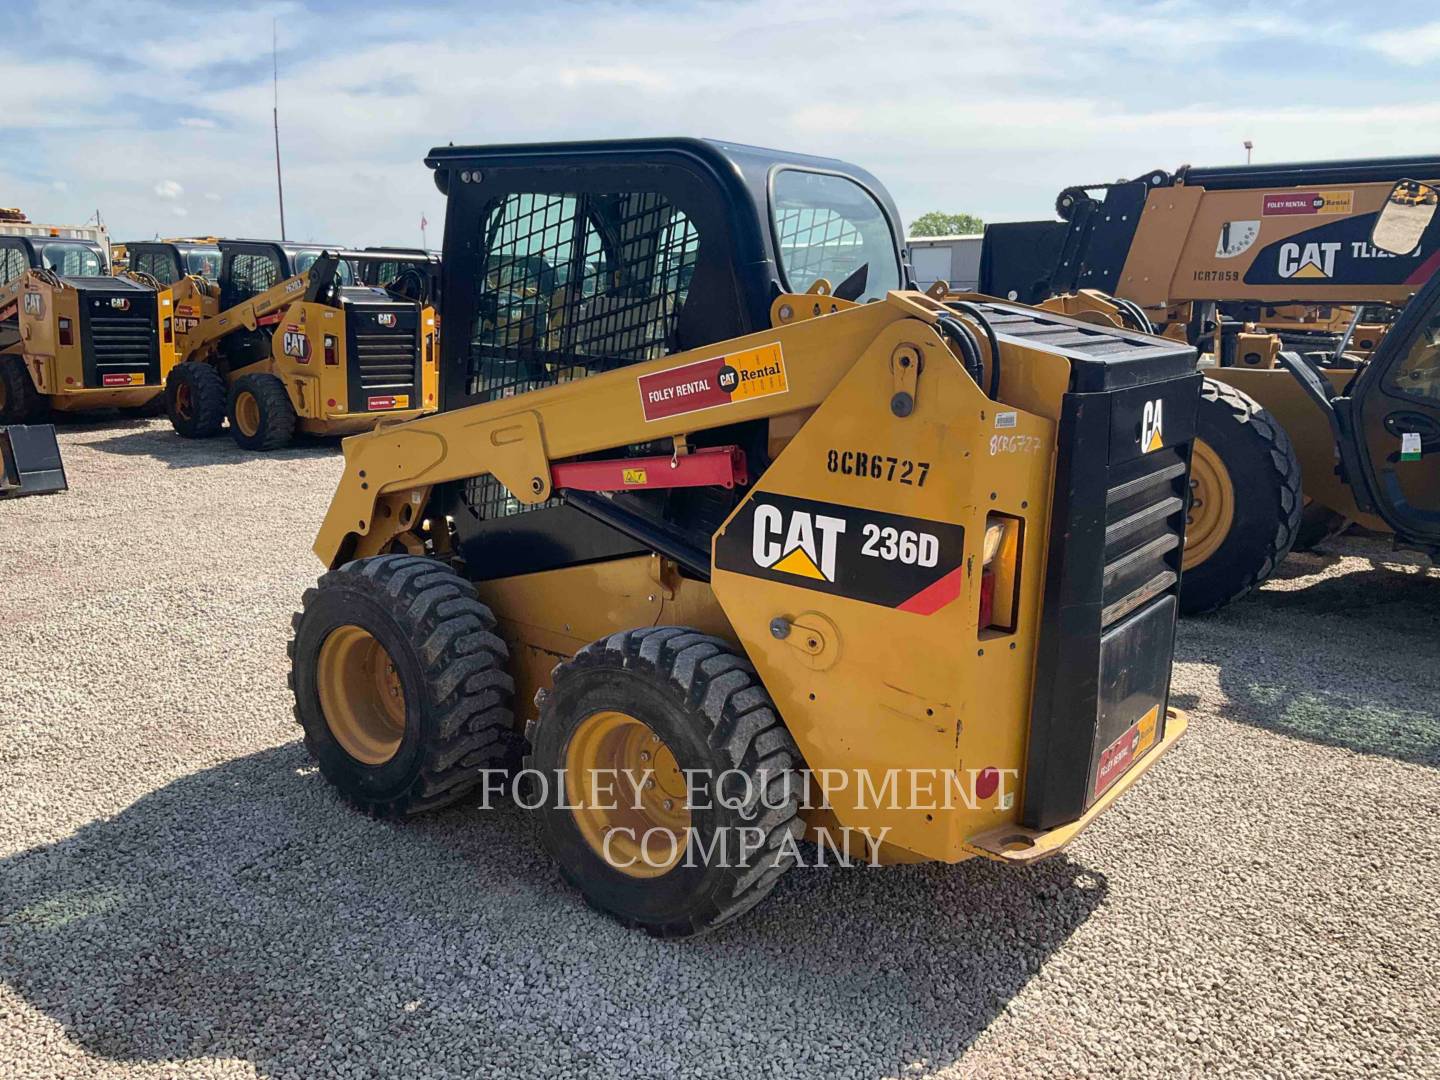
[165,361,226,437]
[228,373,296,451]
[289,555,519,816]
[526,627,805,937]
[1180,378,1302,614]
[0,356,49,423]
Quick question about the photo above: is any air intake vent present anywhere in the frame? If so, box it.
[1101,449,1188,626]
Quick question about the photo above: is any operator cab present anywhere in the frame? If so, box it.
[0,235,108,282]
[124,240,222,285]
[423,137,909,579]
[1303,181,1440,549]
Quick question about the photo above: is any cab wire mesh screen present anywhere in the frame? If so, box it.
[464,189,700,521]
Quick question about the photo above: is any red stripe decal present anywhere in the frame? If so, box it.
[1406,249,1440,285]
[896,565,966,615]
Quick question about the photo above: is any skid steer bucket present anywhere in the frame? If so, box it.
[0,424,68,498]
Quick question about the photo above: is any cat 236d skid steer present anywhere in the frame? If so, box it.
[290,139,1202,936]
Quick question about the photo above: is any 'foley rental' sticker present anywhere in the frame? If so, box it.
[639,343,787,422]
[1261,190,1353,217]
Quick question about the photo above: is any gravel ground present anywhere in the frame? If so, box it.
[1,417,1437,1080]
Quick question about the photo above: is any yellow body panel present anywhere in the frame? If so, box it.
[311,290,1179,865]
[0,273,164,410]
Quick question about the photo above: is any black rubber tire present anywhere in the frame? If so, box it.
[228,372,296,451]
[289,554,519,817]
[526,627,805,938]
[165,360,227,438]
[0,355,49,423]
[1180,378,1302,615]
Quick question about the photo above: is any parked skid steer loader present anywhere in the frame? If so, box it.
[164,240,438,450]
[290,139,1201,937]
[0,230,170,423]
[981,155,1440,611]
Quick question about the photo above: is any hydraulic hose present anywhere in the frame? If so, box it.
[946,301,1003,399]
[936,314,985,392]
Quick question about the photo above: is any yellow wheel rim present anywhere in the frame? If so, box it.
[174,382,192,420]
[564,711,691,879]
[316,625,407,765]
[234,390,261,437]
[1184,438,1236,570]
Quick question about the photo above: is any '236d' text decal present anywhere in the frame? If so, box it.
[714,492,967,614]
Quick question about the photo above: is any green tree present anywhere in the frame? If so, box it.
[908,210,984,237]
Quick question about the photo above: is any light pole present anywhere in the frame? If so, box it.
[1244,140,1253,165]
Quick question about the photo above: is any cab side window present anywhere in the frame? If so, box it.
[135,250,180,283]
[0,244,27,285]
[1387,308,1440,404]
[467,190,700,403]
[228,252,282,302]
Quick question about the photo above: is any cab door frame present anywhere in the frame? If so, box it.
[1344,267,1440,547]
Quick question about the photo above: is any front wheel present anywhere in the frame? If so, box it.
[0,355,49,423]
[165,361,227,437]
[525,627,805,937]
[289,555,519,816]
[228,373,296,451]
[1179,378,1302,614]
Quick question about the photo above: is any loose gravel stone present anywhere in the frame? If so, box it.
[0,417,1437,1079]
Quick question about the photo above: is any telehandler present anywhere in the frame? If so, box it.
[981,155,1440,612]
[289,139,1201,936]
[0,228,170,423]
[164,239,438,450]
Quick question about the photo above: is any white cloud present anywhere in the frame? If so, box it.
[4,1,1437,244]
[172,206,189,217]
[1365,21,1440,65]
[51,180,68,193]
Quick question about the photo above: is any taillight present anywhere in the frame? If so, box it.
[979,513,1022,632]
[163,316,173,344]
[324,334,338,365]
[425,332,434,365]
[58,318,73,346]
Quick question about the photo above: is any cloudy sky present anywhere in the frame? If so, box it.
[5,0,1439,247]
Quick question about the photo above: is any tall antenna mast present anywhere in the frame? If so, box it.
[272,18,287,240]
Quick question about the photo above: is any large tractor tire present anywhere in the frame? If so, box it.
[165,361,227,438]
[1180,378,1302,615]
[228,373,296,451]
[289,555,519,817]
[0,355,49,424]
[526,627,805,938]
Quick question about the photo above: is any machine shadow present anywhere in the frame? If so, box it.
[83,426,339,469]
[0,744,1105,1078]
[1176,550,1440,766]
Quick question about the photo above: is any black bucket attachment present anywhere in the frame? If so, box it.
[0,425,68,498]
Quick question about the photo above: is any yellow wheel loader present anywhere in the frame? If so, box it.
[0,231,172,423]
[164,240,438,450]
[982,156,1440,612]
[289,139,1201,937]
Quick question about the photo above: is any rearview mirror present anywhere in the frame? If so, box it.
[1371,179,1439,255]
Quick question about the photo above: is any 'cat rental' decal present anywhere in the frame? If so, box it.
[639,343,787,422]
[714,492,966,614]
